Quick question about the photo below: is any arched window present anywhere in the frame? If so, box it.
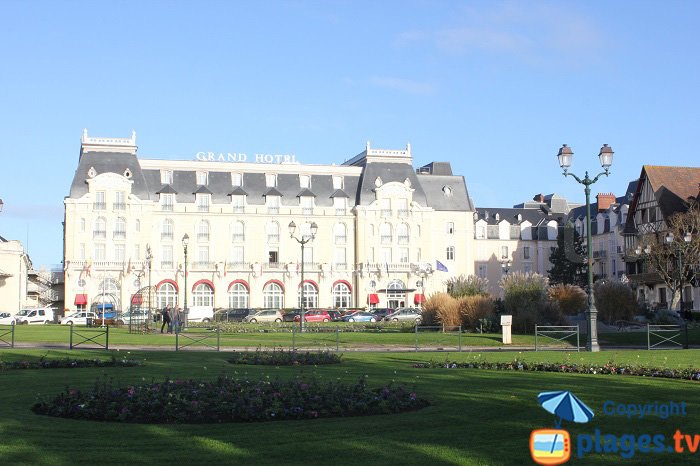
[263,282,284,308]
[387,279,406,309]
[334,223,347,244]
[298,281,318,308]
[232,221,245,242]
[228,282,249,308]
[114,217,127,239]
[267,221,280,243]
[198,220,210,242]
[380,223,392,244]
[193,282,214,307]
[94,216,106,239]
[161,219,174,240]
[332,282,352,308]
[396,223,409,244]
[157,282,178,309]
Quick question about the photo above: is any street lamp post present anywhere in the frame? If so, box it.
[288,221,318,332]
[557,143,614,352]
[146,244,153,331]
[182,234,189,330]
[665,232,693,318]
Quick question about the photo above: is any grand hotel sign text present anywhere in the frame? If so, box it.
[196,152,298,164]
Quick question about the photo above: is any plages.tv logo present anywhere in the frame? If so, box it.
[530,391,595,465]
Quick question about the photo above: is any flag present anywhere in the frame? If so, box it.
[436,260,448,272]
[126,258,133,274]
[223,259,227,277]
[84,259,92,277]
[296,261,300,276]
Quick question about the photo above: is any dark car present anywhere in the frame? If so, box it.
[370,308,394,322]
[282,309,302,322]
[214,308,253,322]
[325,309,344,322]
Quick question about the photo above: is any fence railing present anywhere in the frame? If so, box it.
[175,328,220,351]
[0,324,15,348]
[70,325,109,350]
[535,325,580,352]
[647,324,687,350]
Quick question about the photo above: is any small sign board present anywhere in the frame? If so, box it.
[500,315,512,326]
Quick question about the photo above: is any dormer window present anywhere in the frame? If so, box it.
[196,193,210,212]
[442,186,453,197]
[332,176,343,189]
[266,174,277,187]
[196,171,208,186]
[231,173,242,186]
[161,170,173,184]
[495,213,500,221]
[299,175,310,188]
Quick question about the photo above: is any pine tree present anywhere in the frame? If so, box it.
[548,223,587,287]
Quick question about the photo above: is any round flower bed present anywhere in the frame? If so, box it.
[32,376,428,423]
[228,349,341,366]
[412,359,700,381]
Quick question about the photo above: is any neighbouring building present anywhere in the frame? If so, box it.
[63,131,475,315]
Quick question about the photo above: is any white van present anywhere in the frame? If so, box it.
[14,307,55,324]
[185,306,213,323]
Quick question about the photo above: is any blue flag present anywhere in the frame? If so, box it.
[436,260,448,272]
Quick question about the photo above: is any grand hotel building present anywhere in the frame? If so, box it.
[64,131,481,314]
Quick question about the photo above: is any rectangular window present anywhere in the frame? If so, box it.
[79,243,86,261]
[161,245,173,269]
[302,247,313,265]
[232,195,245,213]
[266,174,276,187]
[381,247,392,263]
[416,248,421,262]
[94,191,106,210]
[94,243,106,261]
[267,195,280,214]
[381,199,391,217]
[232,246,244,265]
[114,244,125,262]
[397,199,409,218]
[161,170,173,184]
[399,247,409,263]
[114,191,126,210]
[475,225,486,239]
[80,218,86,232]
[501,246,509,260]
[196,194,210,212]
[523,246,531,260]
[478,263,488,279]
[197,246,209,267]
[231,172,242,186]
[332,176,343,189]
[196,171,208,186]
[334,197,346,215]
[299,175,310,188]
[369,247,375,263]
[333,248,346,269]
[268,249,279,265]
[447,246,455,261]
[300,196,313,215]
[134,244,140,261]
[446,222,455,235]
[161,193,174,211]
[523,262,533,274]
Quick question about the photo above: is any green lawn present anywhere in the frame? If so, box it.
[0,349,698,465]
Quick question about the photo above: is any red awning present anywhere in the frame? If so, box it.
[131,294,143,305]
[414,294,425,304]
[75,294,88,305]
[368,293,379,304]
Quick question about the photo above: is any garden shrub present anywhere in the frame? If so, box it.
[445,274,490,298]
[592,280,637,323]
[500,271,549,333]
[228,349,341,365]
[457,295,495,329]
[32,376,429,423]
[548,284,587,315]
[421,293,452,326]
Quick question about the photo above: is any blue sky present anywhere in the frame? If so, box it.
[1,0,699,267]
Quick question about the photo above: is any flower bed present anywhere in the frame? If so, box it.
[412,359,700,381]
[32,376,428,423]
[228,349,342,366]
[0,356,142,371]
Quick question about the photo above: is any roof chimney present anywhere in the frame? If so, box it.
[533,193,545,203]
[596,193,616,212]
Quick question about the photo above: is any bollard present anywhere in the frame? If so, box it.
[415,324,419,351]
[217,328,221,352]
[458,325,462,352]
[70,324,73,350]
[105,325,109,350]
[336,327,340,352]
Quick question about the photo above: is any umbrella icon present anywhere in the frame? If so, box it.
[538,390,594,428]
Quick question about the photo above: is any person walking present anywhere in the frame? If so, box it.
[160,305,172,333]
[172,306,183,333]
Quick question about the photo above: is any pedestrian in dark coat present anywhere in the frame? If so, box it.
[160,306,172,333]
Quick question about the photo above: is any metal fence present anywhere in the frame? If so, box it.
[647,324,688,350]
[70,325,109,350]
[175,328,221,351]
[535,325,580,352]
[0,324,15,348]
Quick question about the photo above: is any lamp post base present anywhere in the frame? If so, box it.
[586,308,600,352]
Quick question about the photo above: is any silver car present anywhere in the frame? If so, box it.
[242,309,283,323]
[384,307,423,323]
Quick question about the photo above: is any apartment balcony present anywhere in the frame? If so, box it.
[93,230,106,239]
[267,234,280,243]
[112,203,126,210]
[397,209,409,218]
[197,204,210,213]
[334,236,347,245]
[381,209,392,217]
[161,232,174,241]
[335,208,347,215]
[197,233,210,242]
[302,207,313,215]
[232,206,244,213]
[397,235,409,245]
[113,231,126,240]
[193,261,215,270]
[161,204,174,212]
[232,234,245,242]
[592,250,607,259]
[93,202,106,210]
[160,261,174,269]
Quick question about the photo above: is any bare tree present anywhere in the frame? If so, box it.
[640,199,700,310]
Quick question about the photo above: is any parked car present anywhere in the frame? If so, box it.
[14,307,55,324]
[185,305,214,323]
[370,308,394,321]
[385,307,423,323]
[325,309,345,322]
[243,309,284,323]
[116,310,150,326]
[282,309,302,322]
[214,308,253,322]
[303,309,332,322]
[59,311,98,325]
[0,312,15,325]
[342,311,378,322]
